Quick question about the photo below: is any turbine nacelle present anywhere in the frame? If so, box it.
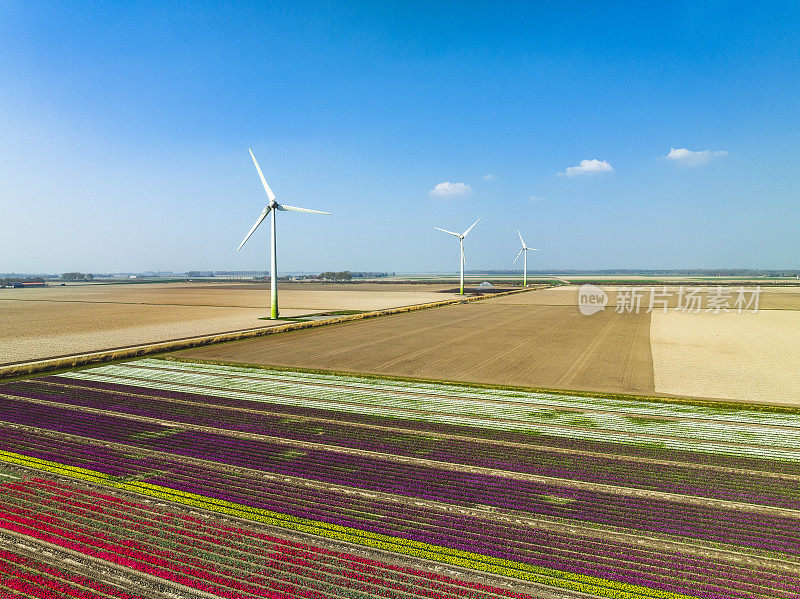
[514,229,541,262]
[237,149,331,253]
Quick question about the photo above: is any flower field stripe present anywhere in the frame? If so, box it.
[15,478,549,599]
[5,390,800,515]
[6,436,800,597]
[4,425,800,564]
[19,377,800,486]
[56,363,800,463]
[8,379,800,509]
[4,478,547,599]
[0,450,701,599]
[35,376,800,479]
[127,359,800,429]
[133,359,800,428]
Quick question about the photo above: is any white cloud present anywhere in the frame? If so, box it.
[558,159,614,177]
[529,195,546,202]
[482,173,496,181]
[665,148,728,166]
[429,181,473,198]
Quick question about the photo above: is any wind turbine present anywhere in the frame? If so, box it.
[237,149,331,319]
[514,230,540,287]
[434,218,482,295]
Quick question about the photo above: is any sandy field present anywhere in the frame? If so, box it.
[0,282,458,309]
[651,310,800,405]
[490,284,800,310]
[0,301,291,364]
[176,298,654,395]
[0,282,460,364]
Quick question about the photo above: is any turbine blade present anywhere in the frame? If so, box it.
[277,203,331,215]
[526,248,541,252]
[513,248,524,263]
[434,226,461,237]
[462,217,482,237]
[517,229,526,248]
[236,206,270,251]
[249,149,276,202]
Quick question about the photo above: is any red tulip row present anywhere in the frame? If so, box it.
[0,546,145,599]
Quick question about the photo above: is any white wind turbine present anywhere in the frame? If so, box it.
[237,149,331,319]
[434,218,482,295]
[514,229,540,287]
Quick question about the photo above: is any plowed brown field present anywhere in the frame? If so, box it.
[176,298,654,394]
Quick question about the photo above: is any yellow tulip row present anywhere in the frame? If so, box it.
[0,449,699,599]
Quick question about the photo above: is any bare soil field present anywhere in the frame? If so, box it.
[651,310,800,405]
[0,282,458,309]
[176,299,654,395]
[492,284,800,310]
[0,300,293,364]
[0,282,460,364]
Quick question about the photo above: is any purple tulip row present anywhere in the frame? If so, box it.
[1,427,794,599]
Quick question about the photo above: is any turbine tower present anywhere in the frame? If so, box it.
[514,229,540,287]
[434,218,482,295]
[237,149,331,319]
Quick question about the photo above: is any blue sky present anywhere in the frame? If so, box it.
[1,1,799,273]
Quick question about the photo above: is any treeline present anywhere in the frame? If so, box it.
[319,271,353,281]
[60,272,94,281]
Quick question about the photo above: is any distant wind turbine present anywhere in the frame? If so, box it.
[514,230,540,287]
[434,218,482,295]
[237,149,331,319]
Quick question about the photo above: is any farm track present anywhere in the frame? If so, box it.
[1,359,799,598]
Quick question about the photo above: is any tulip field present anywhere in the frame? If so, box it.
[0,358,798,598]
